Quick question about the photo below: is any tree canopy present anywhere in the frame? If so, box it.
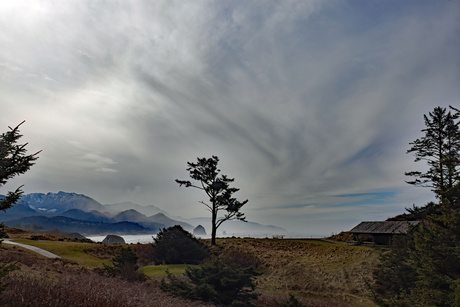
[405,106,460,200]
[176,156,248,245]
[375,105,460,306]
[0,121,40,240]
[151,225,208,264]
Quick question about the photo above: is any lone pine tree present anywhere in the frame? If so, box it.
[176,156,248,245]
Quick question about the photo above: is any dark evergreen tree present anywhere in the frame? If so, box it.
[152,225,208,264]
[161,258,259,306]
[374,106,460,306]
[408,214,460,306]
[403,106,460,305]
[405,106,460,200]
[0,121,38,294]
[176,156,248,245]
[0,121,40,241]
[373,229,418,305]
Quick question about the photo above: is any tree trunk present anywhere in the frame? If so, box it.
[211,201,217,245]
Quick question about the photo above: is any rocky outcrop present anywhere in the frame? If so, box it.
[193,225,206,236]
[102,234,126,244]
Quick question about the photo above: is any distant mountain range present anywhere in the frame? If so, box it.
[1,191,286,238]
[21,191,106,214]
[104,201,168,217]
[188,217,286,237]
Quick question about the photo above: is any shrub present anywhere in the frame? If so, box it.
[152,225,208,264]
[104,246,145,282]
[161,258,259,306]
[277,294,304,307]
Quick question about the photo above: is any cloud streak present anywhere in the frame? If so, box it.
[1,0,459,235]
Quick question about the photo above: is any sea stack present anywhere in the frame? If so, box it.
[193,225,206,236]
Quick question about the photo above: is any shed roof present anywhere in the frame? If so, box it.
[349,221,419,234]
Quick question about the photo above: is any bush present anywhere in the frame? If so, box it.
[152,225,208,264]
[277,294,304,307]
[161,258,259,306]
[104,246,145,282]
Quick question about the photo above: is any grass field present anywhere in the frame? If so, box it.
[139,264,199,278]
[3,231,381,306]
[10,239,108,267]
[215,238,380,306]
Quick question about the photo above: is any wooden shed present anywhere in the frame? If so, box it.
[349,221,419,246]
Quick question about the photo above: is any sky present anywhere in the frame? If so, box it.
[1,0,459,236]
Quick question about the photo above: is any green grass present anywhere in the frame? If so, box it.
[139,264,199,278]
[11,239,108,267]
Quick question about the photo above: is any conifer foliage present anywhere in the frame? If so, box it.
[0,121,39,294]
[405,106,460,200]
[374,106,460,306]
[161,255,259,306]
[0,121,40,218]
[151,225,208,264]
[176,156,248,245]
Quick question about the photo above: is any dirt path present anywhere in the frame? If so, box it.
[2,239,61,258]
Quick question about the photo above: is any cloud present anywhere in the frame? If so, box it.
[0,0,459,235]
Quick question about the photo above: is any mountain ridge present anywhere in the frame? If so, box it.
[1,191,286,237]
[4,215,155,236]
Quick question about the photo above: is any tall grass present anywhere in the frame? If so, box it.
[217,238,379,306]
[1,270,207,307]
[2,237,380,306]
[0,244,208,307]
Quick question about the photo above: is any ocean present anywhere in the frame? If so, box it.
[86,232,323,244]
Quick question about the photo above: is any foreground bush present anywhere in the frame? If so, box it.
[161,258,259,306]
[152,225,208,264]
[103,246,145,282]
[161,246,260,306]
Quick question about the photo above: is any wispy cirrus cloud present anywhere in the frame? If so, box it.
[0,0,458,234]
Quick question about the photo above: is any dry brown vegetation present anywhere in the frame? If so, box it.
[4,226,89,242]
[1,228,380,306]
[328,231,354,242]
[215,238,379,306]
[0,244,208,307]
